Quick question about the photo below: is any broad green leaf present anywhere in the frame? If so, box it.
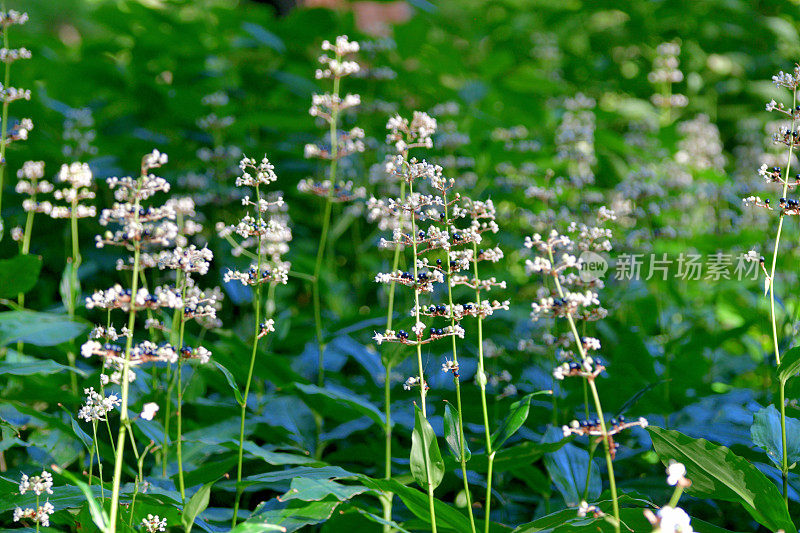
[278,477,369,502]
[360,476,472,532]
[751,404,800,467]
[0,311,88,347]
[0,360,87,377]
[0,254,42,298]
[52,466,109,531]
[295,383,383,426]
[230,524,287,533]
[247,497,340,532]
[182,479,215,532]
[214,361,244,405]
[543,427,601,506]
[410,404,445,491]
[648,426,796,533]
[239,441,317,466]
[778,346,800,385]
[239,466,356,488]
[491,393,535,449]
[443,402,471,462]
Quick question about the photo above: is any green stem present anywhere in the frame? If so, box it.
[443,193,476,533]
[312,69,341,388]
[108,187,143,532]
[92,422,105,502]
[547,249,619,533]
[408,176,438,533]
[381,177,406,532]
[16,172,37,355]
[0,15,11,238]
[471,240,493,533]
[232,183,264,527]
[176,279,188,503]
[768,87,796,506]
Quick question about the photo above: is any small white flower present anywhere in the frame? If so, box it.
[140,402,159,421]
[666,461,686,486]
[657,506,693,532]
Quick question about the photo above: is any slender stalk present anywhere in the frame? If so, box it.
[35,494,39,533]
[380,179,405,532]
[92,422,105,502]
[65,200,82,394]
[312,68,341,387]
[126,429,141,525]
[442,193,476,533]
[16,170,38,355]
[176,279,189,503]
[768,87,797,505]
[232,183,264,527]
[0,14,11,238]
[408,176,438,532]
[471,240,494,533]
[547,249,619,532]
[108,186,143,532]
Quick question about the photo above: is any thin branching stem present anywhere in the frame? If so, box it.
[408,175,438,533]
[442,193,476,533]
[768,86,797,505]
[547,248,619,533]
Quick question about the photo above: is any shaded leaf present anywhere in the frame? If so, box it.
[295,383,383,426]
[0,360,87,377]
[214,361,244,405]
[443,402,471,462]
[182,479,215,532]
[751,404,800,467]
[0,311,88,347]
[648,426,796,533]
[0,254,41,298]
[778,346,800,385]
[410,404,445,491]
[278,477,369,502]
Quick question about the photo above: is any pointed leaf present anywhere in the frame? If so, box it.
[0,311,88,346]
[214,361,244,405]
[0,254,41,298]
[295,383,383,426]
[491,393,535,449]
[410,404,445,491]
[443,402,471,462]
[360,476,472,532]
[182,479,216,532]
[751,404,800,467]
[648,426,796,533]
[543,427,601,506]
[51,465,109,531]
[278,477,369,502]
[778,346,800,385]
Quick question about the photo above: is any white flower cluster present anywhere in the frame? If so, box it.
[78,387,121,422]
[13,502,54,527]
[221,155,291,297]
[141,514,168,532]
[386,111,437,153]
[236,156,278,187]
[772,65,800,89]
[18,471,53,495]
[316,35,360,79]
[157,245,213,274]
[47,162,97,219]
